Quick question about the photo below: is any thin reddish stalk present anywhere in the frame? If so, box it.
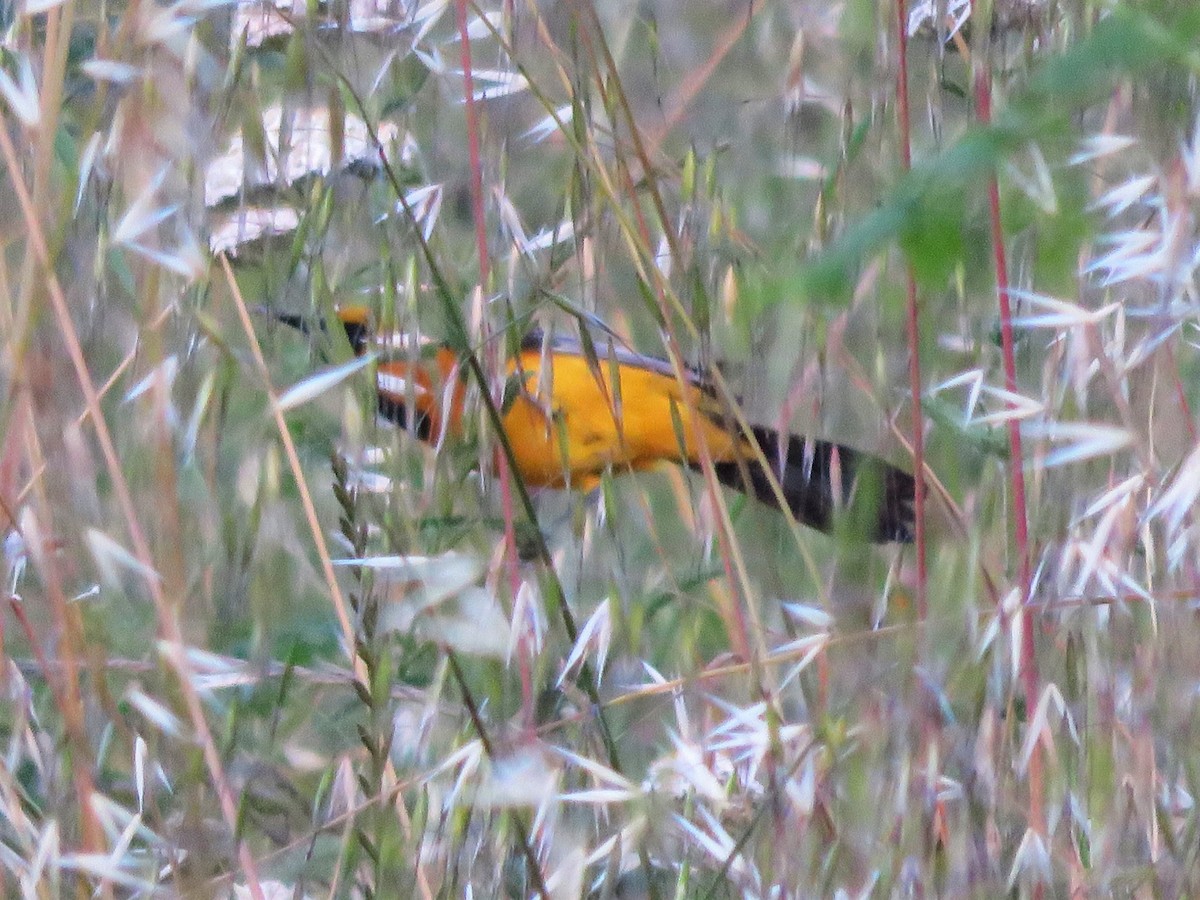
[455,0,489,288]
[453,1,533,728]
[1167,344,1197,442]
[9,581,100,853]
[974,69,1043,835]
[895,0,928,622]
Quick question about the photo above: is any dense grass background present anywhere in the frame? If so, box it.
[2,0,1200,896]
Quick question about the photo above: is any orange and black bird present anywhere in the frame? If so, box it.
[283,308,917,543]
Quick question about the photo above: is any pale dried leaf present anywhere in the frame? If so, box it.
[1004,144,1056,214]
[209,206,300,253]
[455,68,528,102]
[1006,827,1051,889]
[775,632,830,691]
[1146,444,1200,535]
[551,746,637,793]
[1017,683,1076,774]
[1010,290,1119,329]
[22,0,68,12]
[276,353,375,412]
[1091,174,1156,216]
[557,597,612,687]
[1022,421,1134,468]
[419,587,509,656]
[524,104,573,143]
[906,0,970,39]
[112,169,175,246]
[1070,133,1136,164]
[82,59,142,84]
[124,687,183,738]
[0,54,40,126]
[781,602,833,630]
[86,529,162,587]
[123,355,179,403]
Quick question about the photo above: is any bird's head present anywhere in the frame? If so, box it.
[274,305,463,443]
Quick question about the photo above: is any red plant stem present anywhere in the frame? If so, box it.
[455,1,489,289]
[9,591,101,855]
[974,68,1043,835]
[454,1,533,730]
[895,2,913,172]
[895,0,927,622]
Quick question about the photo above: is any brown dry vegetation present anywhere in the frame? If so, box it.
[1,0,1200,896]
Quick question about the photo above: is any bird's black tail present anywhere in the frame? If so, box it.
[706,426,916,543]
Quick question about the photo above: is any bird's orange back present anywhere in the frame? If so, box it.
[501,348,741,491]
[374,344,738,490]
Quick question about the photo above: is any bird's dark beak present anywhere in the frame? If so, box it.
[272,311,314,335]
[268,309,370,356]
